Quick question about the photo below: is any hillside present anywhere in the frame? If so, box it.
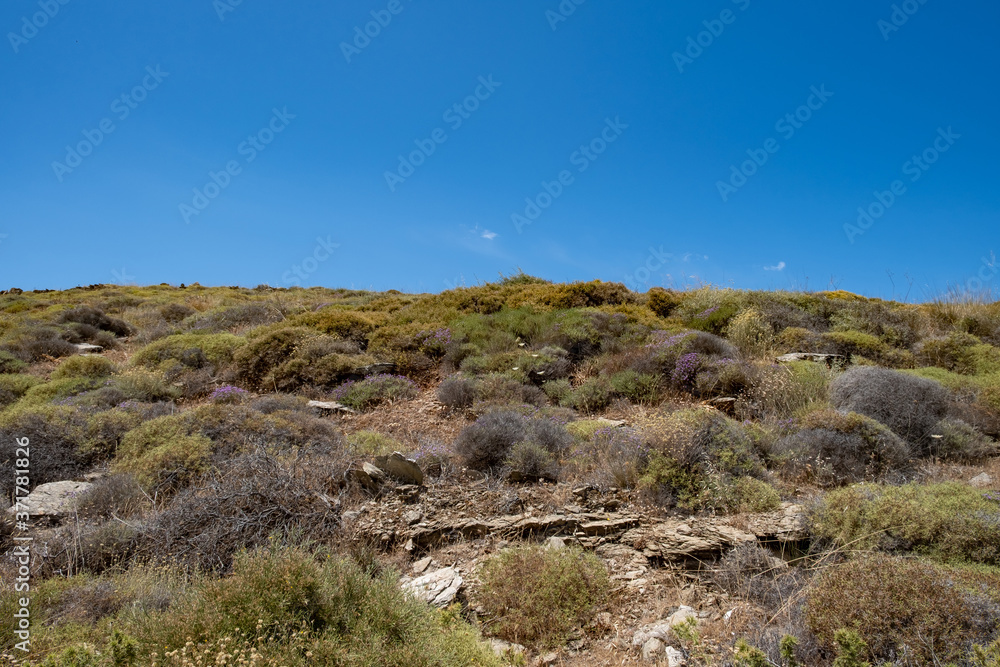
[2,278,999,666]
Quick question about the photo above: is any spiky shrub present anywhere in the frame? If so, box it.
[330,373,418,411]
[609,369,662,404]
[505,441,559,481]
[563,376,614,412]
[830,366,948,451]
[131,332,246,370]
[455,411,571,473]
[436,374,477,410]
[477,544,609,648]
[646,287,682,317]
[113,414,214,493]
[0,405,87,497]
[811,482,1000,565]
[805,554,996,664]
[50,354,116,380]
[574,426,648,489]
[772,410,911,486]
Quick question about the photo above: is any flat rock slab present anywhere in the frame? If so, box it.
[307,400,355,414]
[970,473,994,488]
[74,343,103,354]
[9,481,93,517]
[374,452,424,486]
[401,566,463,607]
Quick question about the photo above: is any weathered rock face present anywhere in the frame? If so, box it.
[307,400,355,414]
[8,481,92,517]
[401,566,463,607]
[374,452,424,486]
[970,473,994,488]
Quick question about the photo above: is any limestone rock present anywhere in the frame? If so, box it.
[74,343,103,354]
[642,637,665,662]
[632,622,673,647]
[970,473,994,488]
[402,566,463,607]
[666,646,687,667]
[490,639,525,659]
[307,400,355,414]
[776,352,847,367]
[667,605,697,629]
[375,452,424,486]
[9,481,92,517]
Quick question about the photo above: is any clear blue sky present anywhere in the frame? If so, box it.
[1,0,997,299]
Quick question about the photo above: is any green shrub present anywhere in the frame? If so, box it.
[436,374,477,409]
[0,349,27,373]
[122,544,502,666]
[132,332,245,369]
[609,369,661,404]
[639,409,763,510]
[112,367,181,402]
[51,355,116,380]
[455,410,571,473]
[929,417,997,461]
[646,287,682,317]
[347,430,404,457]
[477,544,609,648]
[772,410,911,486]
[806,554,993,664]
[504,440,558,482]
[542,378,573,404]
[232,326,313,389]
[0,372,41,406]
[113,415,213,492]
[564,376,614,412]
[541,280,634,309]
[20,376,104,406]
[330,374,418,411]
[812,482,1000,565]
[726,476,782,513]
[822,330,913,367]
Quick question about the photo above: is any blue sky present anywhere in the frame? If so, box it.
[1,0,997,299]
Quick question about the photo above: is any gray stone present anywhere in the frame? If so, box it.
[74,343,103,354]
[776,352,848,367]
[667,605,698,629]
[9,481,92,517]
[401,566,463,607]
[375,452,424,486]
[632,623,673,647]
[412,556,432,574]
[402,509,424,525]
[544,536,566,550]
[489,639,525,658]
[539,652,558,665]
[666,646,686,667]
[307,400,355,414]
[970,473,994,488]
[642,637,665,662]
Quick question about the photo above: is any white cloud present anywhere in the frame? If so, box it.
[764,261,786,272]
[481,229,497,241]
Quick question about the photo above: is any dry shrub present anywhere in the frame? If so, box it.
[437,374,477,410]
[772,410,911,487]
[58,305,134,338]
[43,579,128,627]
[831,366,948,451]
[0,406,88,497]
[455,410,571,473]
[76,473,149,520]
[139,444,346,571]
[477,544,609,648]
[713,543,806,614]
[727,308,775,357]
[805,554,998,664]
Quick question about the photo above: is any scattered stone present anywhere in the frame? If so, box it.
[970,473,994,488]
[74,343,103,354]
[489,639,526,659]
[666,645,687,667]
[544,536,566,550]
[594,417,627,428]
[632,622,673,648]
[642,637,665,662]
[402,509,424,525]
[776,352,848,367]
[341,510,361,523]
[9,481,92,517]
[539,652,558,665]
[412,556,432,574]
[667,605,698,629]
[401,566,463,607]
[375,452,424,486]
[394,485,421,502]
[307,399,356,414]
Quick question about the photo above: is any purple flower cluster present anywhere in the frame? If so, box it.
[117,400,142,410]
[671,352,701,387]
[645,331,691,350]
[421,328,452,347]
[210,385,248,402]
[985,491,1000,504]
[412,440,450,462]
[695,306,719,319]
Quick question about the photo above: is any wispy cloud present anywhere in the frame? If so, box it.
[764,261,786,272]
[481,229,497,241]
